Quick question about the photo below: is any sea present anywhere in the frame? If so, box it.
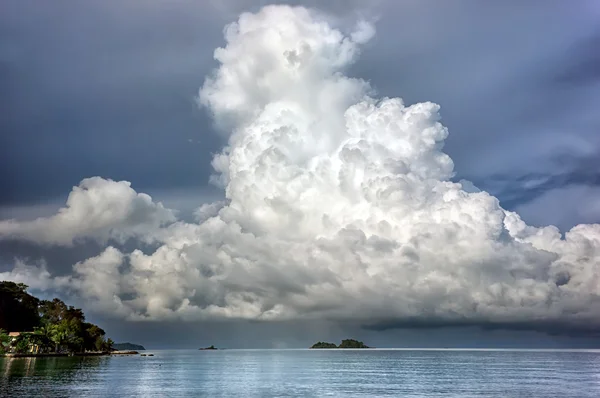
[1,349,599,397]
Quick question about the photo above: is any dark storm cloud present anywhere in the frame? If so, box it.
[553,29,600,86]
[100,319,600,349]
[471,149,600,230]
[478,151,600,209]
[363,318,600,340]
[0,240,103,277]
[0,0,226,205]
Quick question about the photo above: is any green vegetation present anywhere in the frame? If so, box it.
[0,281,113,355]
[0,281,40,332]
[112,343,145,351]
[310,339,370,349]
[310,342,338,349]
[338,339,369,348]
[0,329,9,354]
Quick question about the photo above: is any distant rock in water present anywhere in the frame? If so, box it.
[310,339,370,349]
[112,343,145,351]
[199,345,218,350]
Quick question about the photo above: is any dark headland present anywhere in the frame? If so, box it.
[199,345,218,350]
[310,339,370,349]
[112,343,145,351]
[1,281,125,357]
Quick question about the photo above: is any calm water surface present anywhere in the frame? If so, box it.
[2,349,600,397]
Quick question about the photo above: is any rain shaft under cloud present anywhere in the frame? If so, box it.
[1,5,599,333]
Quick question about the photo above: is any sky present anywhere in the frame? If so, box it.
[1,0,600,348]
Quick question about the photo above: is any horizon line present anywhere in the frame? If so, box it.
[144,348,600,352]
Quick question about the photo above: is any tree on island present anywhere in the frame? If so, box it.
[310,339,370,349]
[310,341,338,349]
[338,339,369,348]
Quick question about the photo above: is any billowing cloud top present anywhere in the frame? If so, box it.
[0,177,176,246]
[2,5,599,333]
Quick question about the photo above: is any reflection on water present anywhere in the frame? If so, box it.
[2,350,600,397]
[1,356,107,397]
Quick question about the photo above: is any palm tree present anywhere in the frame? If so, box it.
[33,324,55,353]
[0,328,9,354]
[49,325,67,353]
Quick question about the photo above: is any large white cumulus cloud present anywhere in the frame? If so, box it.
[2,5,600,331]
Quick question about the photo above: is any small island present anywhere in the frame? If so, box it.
[310,339,370,349]
[199,345,218,350]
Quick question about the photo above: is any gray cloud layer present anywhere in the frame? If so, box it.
[2,5,599,338]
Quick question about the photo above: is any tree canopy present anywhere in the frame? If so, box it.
[0,281,113,354]
[338,339,369,348]
[0,281,40,332]
[310,341,338,349]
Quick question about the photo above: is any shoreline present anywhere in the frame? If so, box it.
[2,350,139,358]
